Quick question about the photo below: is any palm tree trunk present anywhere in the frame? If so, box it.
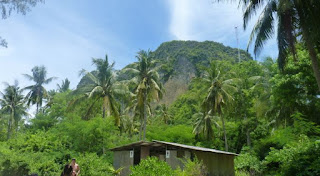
[297,9,320,91]
[143,90,147,141]
[7,112,14,140]
[306,41,320,91]
[102,96,107,118]
[7,117,11,140]
[221,115,228,152]
[139,117,143,140]
[102,106,106,118]
[102,114,106,154]
[244,113,251,147]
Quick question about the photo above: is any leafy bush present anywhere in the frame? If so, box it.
[235,147,262,175]
[130,156,209,176]
[130,157,174,176]
[253,127,295,160]
[74,153,114,176]
[29,113,58,131]
[0,141,61,176]
[0,118,125,175]
[262,135,320,175]
[174,158,208,176]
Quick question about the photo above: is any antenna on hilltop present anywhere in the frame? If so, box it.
[235,26,241,63]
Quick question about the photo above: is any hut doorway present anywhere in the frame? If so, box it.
[134,148,141,165]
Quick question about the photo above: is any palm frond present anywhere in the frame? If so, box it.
[44,77,57,84]
[243,0,267,29]
[247,0,277,57]
[22,74,34,81]
[277,8,297,70]
[122,67,140,75]
[79,69,99,85]
[88,86,104,98]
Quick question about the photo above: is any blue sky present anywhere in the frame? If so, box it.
[0,0,278,92]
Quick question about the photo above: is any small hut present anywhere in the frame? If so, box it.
[110,140,237,176]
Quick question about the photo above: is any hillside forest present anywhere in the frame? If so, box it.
[0,40,319,175]
[1,0,320,176]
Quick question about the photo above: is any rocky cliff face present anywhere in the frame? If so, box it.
[160,56,196,105]
[152,40,252,105]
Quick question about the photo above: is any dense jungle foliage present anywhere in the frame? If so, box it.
[0,40,319,176]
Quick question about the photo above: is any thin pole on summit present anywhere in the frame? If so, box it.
[235,26,241,63]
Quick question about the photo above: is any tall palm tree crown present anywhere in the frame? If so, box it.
[23,66,56,113]
[202,63,235,114]
[193,110,220,141]
[76,55,120,124]
[155,104,171,124]
[57,78,70,93]
[201,62,236,151]
[238,0,320,90]
[0,81,28,139]
[123,50,163,140]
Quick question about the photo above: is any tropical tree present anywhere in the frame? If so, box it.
[193,110,219,141]
[230,61,264,147]
[155,104,171,124]
[119,113,135,136]
[201,62,236,151]
[74,55,120,124]
[235,76,264,147]
[57,78,70,92]
[123,50,163,140]
[234,0,320,91]
[0,81,28,139]
[123,91,152,138]
[23,66,56,113]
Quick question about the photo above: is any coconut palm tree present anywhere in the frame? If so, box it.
[235,75,262,147]
[123,90,152,139]
[193,110,220,141]
[23,66,56,113]
[237,0,320,90]
[123,50,163,141]
[155,104,171,124]
[74,55,121,125]
[57,78,70,92]
[119,113,136,136]
[202,62,236,151]
[0,81,28,139]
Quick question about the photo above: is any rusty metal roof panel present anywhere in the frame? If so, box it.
[152,140,238,156]
[109,141,153,151]
[110,140,238,156]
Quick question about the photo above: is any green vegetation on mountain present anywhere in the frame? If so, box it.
[153,40,252,80]
[0,40,319,175]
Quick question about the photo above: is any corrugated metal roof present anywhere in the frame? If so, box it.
[110,141,153,151]
[153,140,238,156]
[110,140,238,156]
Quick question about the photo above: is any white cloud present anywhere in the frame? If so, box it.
[166,0,242,41]
[165,0,278,60]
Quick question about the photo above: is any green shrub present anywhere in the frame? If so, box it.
[253,127,295,160]
[235,147,262,175]
[262,135,320,175]
[174,158,208,176]
[74,153,113,176]
[130,157,174,176]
